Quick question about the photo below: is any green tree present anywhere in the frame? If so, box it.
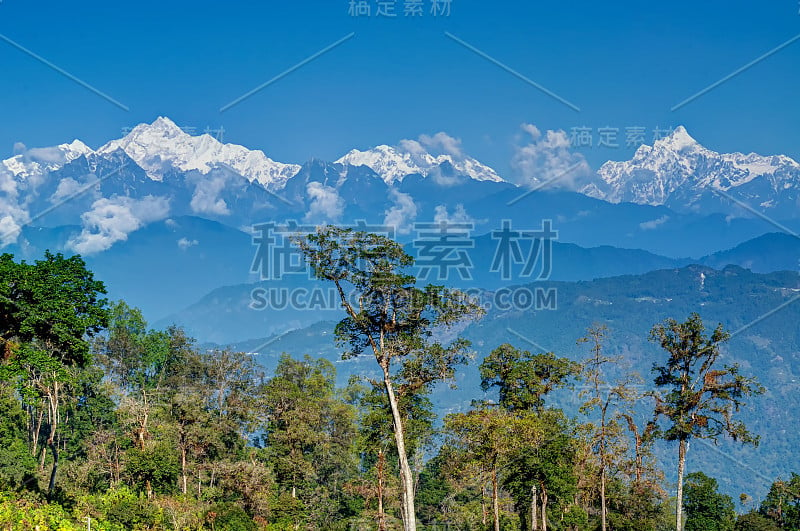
[759,474,800,529]
[578,325,648,531]
[501,408,581,531]
[650,313,763,531]
[683,472,736,531]
[736,512,782,531]
[294,226,482,531]
[123,441,180,496]
[480,343,579,413]
[0,382,37,490]
[444,406,532,531]
[260,354,358,528]
[0,252,108,498]
[479,344,581,531]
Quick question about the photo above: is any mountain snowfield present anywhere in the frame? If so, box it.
[336,143,503,185]
[96,117,301,189]
[2,139,93,180]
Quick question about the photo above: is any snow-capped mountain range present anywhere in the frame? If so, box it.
[2,117,502,190]
[2,117,800,255]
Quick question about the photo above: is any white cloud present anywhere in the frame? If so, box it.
[427,165,462,187]
[50,177,83,202]
[304,181,344,223]
[398,132,465,162]
[177,237,199,250]
[398,138,427,157]
[639,215,670,230]
[0,171,19,198]
[433,204,474,225]
[0,171,29,246]
[189,172,230,216]
[26,146,69,165]
[68,195,170,254]
[512,123,591,189]
[0,214,25,247]
[383,188,418,234]
[418,132,464,159]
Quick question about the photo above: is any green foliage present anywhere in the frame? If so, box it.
[294,226,483,530]
[0,245,780,530]
[683,472,736,531]
[61,366,118,454]
[103,489,160,530]
[124,443,180,495]
[503,409,580,525]
[651,313,763,444]
[0,251,108,366]
[0,489,101,531]
[204,502,257,531]
[736,511,782,531]
[759,474,800,529]
[0,384,36,490]
[480,343,579,412]
[260,355,358,526]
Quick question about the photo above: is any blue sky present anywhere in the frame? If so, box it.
[0,0,798,175]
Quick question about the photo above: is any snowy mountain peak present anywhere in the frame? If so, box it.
[98,117,301,189]
[588,126,800,215]
[63,139,94,159]
[336,145,422,185]
[336,140,503,185]
[149,116,185,134]
[655,125,699,151]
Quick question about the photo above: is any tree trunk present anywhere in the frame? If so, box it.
[32,406,44,458]
[676,438,688,531]
[47,441,58,499]
[382,366,416,531]
[491,466,500,531]
[39,445,48,471]
[482,484,488,527]
[541,485,548,531]
[181,445,188,495]
[600,456,607,531]
[46,381,59,499]
[377,449,387,531]
[531,483,538,531]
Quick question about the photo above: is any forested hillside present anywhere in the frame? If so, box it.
[1,231,798,531]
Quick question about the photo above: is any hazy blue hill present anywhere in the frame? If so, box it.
[84,216,257,320]
[700,232,800,273]
[456,188,790,258]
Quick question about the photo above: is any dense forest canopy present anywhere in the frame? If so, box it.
[0,237,794,531]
